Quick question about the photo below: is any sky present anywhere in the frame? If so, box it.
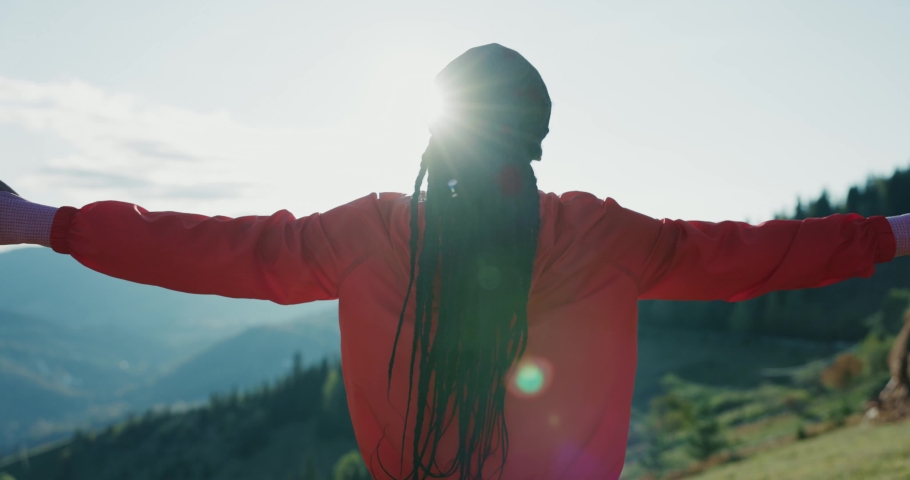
[1,0,909,245]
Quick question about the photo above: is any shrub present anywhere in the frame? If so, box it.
[820,354,864,391]
[858,331,893,375]
[638,420,669,474]
[781,391,811,417]
[649,393,695,433]
[826,398,854,427]
[685,402,727,461]
[332,450,370,480]
[687,418,726,461]
[791,362,825,391]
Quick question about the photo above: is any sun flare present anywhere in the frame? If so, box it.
[422,83,446,127]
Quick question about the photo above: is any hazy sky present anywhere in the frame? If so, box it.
[1,0,908,234]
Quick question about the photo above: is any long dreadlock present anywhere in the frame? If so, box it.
[386,44,552,480]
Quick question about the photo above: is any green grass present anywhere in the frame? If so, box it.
[621,363,895,479]
[692,422,910,480]
[623,327,842,478]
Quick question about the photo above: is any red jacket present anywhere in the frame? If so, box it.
[49,191,895,479]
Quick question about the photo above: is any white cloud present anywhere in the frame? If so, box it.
[0,74,433,218]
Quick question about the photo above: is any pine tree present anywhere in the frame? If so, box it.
[685,403,726,461]
[300,451,319,480]
[811,190,834,218]
[293,352,304,378]
[638,421,668,474]
[794,197,806,219]
[728,301,755,334]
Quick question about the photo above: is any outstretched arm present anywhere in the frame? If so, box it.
[1,184,397,304]
[630,209,899,302]
[576,197,901,302]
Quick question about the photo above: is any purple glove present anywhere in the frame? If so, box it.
[888,214,910,258]
[0,182,58,248]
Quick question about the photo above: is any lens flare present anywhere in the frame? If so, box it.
[516,363,544,394]
[508,355,554,399]
[423,84,446,127]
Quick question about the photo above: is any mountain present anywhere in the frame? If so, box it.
[0,309,137,452]
[0,247,329,353]
[0,305,342,455]
[128,308,341,407]
[0,247,340,454]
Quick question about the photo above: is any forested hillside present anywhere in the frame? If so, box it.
[640,166,910,341]
[0,356,369,480]
[1,313,905,480]
[0,307,339,457]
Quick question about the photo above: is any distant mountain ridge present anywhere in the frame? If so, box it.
[0,308,341,455]
[0,247,340,454]
[127,309,341,407]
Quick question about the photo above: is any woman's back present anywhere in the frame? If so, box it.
[340,190,643,479]
[327,188,893,479]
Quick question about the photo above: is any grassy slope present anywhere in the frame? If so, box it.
[621,348,894,480]
[692,421,910,480]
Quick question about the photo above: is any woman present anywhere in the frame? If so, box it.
[0,44,905,480]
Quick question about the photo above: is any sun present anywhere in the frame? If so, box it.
[422,82,446,128]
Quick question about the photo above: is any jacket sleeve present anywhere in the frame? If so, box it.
[49,194,397,304]
[599,200,897,302]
